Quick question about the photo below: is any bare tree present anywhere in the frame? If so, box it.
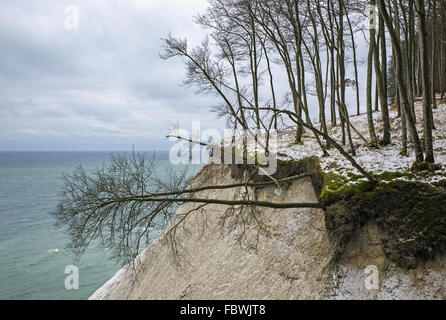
[52,152,321,265]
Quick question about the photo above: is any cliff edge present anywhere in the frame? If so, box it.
[90,162,446,300]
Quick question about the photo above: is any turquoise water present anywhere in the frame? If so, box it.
[0,151,200,300]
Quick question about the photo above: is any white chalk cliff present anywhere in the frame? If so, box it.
[90,164,446,300]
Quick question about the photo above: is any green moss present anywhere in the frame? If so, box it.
[410,161,443,173]
[346,171,364,180]
[319,169,436,204]
[321,171,446,269]
[320,171,375,203]
[376,170,411,181]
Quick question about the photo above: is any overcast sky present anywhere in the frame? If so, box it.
[0,0,372,152]
[0,0,226,151]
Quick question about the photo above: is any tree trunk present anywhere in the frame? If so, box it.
[346,8,361,116]
[415,0,434,162]
[408,0,417,121]
[441,0,446,98]
[380,16,388,113]
[393,0,407,155]
[366,1,378,144]
[432,0,437,110]
[338,0,355,154]
[374,11,391,145]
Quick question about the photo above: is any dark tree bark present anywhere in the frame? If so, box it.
[393,0,407,155]
[415,0,434,162]
[373,5,391,145]
[366,0,378,144]
[345,5,361,116]
[431,0,437,110]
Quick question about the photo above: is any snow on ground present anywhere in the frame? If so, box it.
[278,99,446,183]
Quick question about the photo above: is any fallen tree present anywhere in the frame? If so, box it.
[52,152,321,265]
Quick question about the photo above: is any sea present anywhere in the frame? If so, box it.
[0,151,201,300]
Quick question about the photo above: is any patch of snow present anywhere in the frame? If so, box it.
[278,100,446,183]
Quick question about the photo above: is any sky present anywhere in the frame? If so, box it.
[0,0,373,152]
[0,0,225,151]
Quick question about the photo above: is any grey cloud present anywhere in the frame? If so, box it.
[0,0,222,151]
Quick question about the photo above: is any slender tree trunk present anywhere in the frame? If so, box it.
[375,78,379,112]
[260,40,277,130]
[393,0,407,155]
[374,7,391,145]
[326,0,337,127]
[432,0,437,110]
[415,0,434,162]
[337,54,346,146]
[409,0,417,121]
[366,1,378,144]
[375,29,380,114]
[338,0,355,154]
[401,0,415,123]
[346,8,361,116]
[439,0,446,99]
[417,42,423,97]
[380,16,388,112]
[330,49,337,126]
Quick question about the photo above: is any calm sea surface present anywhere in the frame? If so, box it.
[0,151,200,300]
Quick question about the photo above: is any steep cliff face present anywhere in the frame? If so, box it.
[90,164,446,300]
